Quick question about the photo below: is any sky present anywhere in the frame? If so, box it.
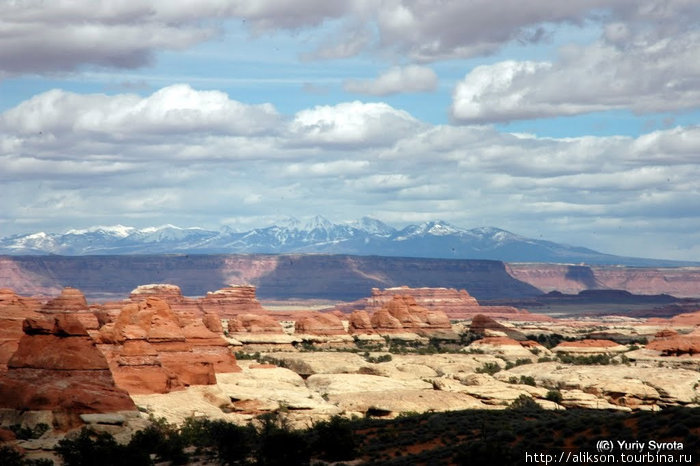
[1,0,699,261]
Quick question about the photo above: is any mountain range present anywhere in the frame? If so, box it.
[0,216,694,266]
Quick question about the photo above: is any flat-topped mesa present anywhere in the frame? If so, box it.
[98,297,239,395]
[129,284,185,303]
[0,289,42,370]
[0,315,135,414]
[369,286,478,308]
[200,285,265,319]
[40,286,100,331]
[339,286,547,321]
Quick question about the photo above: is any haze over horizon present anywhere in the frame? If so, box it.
[1,1,699,261]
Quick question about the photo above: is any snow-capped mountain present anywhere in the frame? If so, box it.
[0,216,691,266]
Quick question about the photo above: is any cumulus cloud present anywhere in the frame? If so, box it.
[0,1,247,74]
[451,36,700,122]
[3,0,680,75]
[0,84,281,140]
[344,65,438,96]
[2,86,700,260]
[287,101,424,148]
[451,2,700,122]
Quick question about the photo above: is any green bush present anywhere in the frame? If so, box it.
[508,395,542,411]
[56,429,149,466]
[475,362,501,375]
[546,389,563,404]
[310,416,358,462]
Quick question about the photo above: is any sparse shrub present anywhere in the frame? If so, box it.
[9,423,49,440]
[475,362,501,375]
[519,375,536,386]
[508,394,542,411]
[546,389,563,404]
[56,428,150,466]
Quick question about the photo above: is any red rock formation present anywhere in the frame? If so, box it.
[646,328,700,356]
[555,339,621,349]
[228,314,284,334]
[203,312,224,333]
[369,309,403,332]
[129,284,185,303]
[469,314,526,341]
[129,284,204,322]
[348,310,375,334]
[0,289,41,370]
[351,295,455,338]
[294,312,346,336]
[0,315,134,413]
[40,287,100,331]
[200,285,266,318]
[335,286,549,321]
[98,297,239,395]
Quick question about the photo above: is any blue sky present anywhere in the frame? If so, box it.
[1,1,699,261]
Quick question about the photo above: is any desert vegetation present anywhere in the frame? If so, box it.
[4,407,699,466]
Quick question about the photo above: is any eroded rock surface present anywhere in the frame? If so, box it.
[0,315,135,413]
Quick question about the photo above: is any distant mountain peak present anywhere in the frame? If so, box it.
[0,216,693,266]
[350,217,396,236]
[65,225,135,238]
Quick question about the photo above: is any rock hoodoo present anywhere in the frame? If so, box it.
[0,315,135,413]
[40,286,100,331]
[98,297,239,395]
[201,285,265,318]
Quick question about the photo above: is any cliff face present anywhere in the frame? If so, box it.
[0,254,541,301]
[506,264,700,297]
[4,255,700,304]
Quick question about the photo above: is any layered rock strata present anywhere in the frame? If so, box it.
[98,297,239,395]
[0,315,135,413]
[0,288,41,370]
[40,287,100,331]
[337,286,549,321]
[349,295,456,339]
[201,285,265,318]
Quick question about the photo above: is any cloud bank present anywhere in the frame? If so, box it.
[1,85,699,259]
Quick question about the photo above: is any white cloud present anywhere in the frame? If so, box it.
[0,1,245,74]
[2,87,700,259]
[451,4,700,122]
[344,65,437,96]
[1,84,281,139]
[287,101,423,148]
[3,0,679,75]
